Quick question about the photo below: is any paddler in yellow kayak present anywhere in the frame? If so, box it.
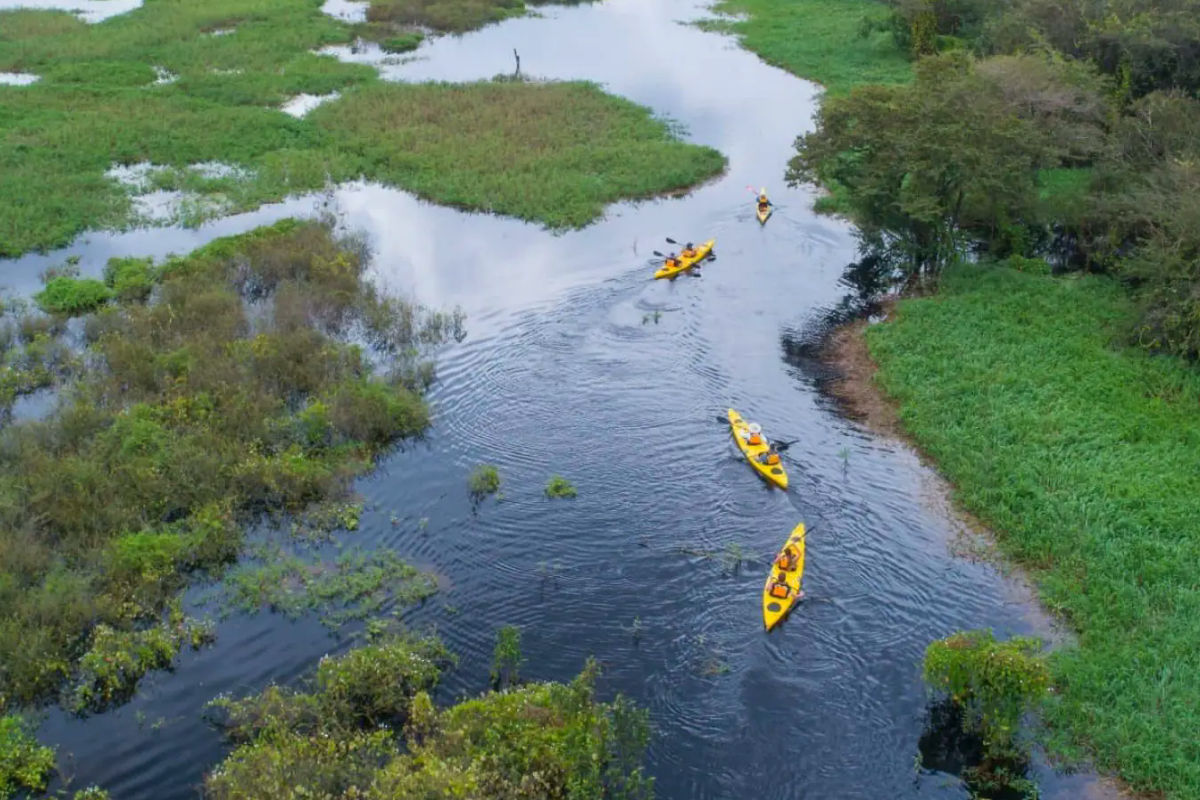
[757,444,782,468]
[680,242,697,259]
[766,544,804,602]
[757,189,772,215]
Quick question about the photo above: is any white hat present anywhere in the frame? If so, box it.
[748,422,762,434]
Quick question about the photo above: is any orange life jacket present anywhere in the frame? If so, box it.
[770,582,789,599]
[767,453,781,465]
[748,433,763,446]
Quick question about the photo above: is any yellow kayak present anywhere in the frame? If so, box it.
[763,523,806,630]
[653,239,715,280]
[727,408,788,489]
[756,203,772,224]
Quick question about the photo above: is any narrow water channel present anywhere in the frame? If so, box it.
[4,1,1110,797]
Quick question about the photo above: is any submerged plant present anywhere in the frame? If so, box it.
[68,605,215,715]
[468,463,501,497]
[544,475,577,498]
[221,547,437,629]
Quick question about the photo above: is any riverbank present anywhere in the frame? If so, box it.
[824,262,1200,799]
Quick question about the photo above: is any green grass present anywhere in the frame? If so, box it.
[34,277,113,315]
[866,262,1200,799]
[0,0,724,257]
[311,81,726,229]
[710,0,912,95]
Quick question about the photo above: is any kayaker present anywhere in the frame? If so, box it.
[768,575,790,599]
[776,545,798,571]
[758,445,781,466]
[681,242,697,259]
[747,431,764,446]
[664,252,679,268]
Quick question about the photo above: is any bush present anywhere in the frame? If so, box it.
[467,463,500,496]
[206,639,654,800]
[0,714,55,799]
[923,630,1049,755]
[489,624,522,689]
[544,475,577,498]
[103,257,155,303]
[34,277,112,316]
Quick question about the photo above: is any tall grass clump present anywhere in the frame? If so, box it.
[868,261,1200,798]
[544,475,577,498]
[205,635,653,800]
[0,218,461,709]
[467,463,500,497]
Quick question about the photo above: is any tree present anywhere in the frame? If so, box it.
[788,52,1051,285]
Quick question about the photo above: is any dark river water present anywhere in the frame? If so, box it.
[1,1,1114,797]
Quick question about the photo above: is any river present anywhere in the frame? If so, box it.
[3,1,1112,797]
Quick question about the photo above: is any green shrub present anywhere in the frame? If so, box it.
[327,379,429,448]
[924,630,1049,755]
[315,634,452,727]
[467,463,500,496]
[103,257,155,303]
[0,714,55,799]
[489,624,522,689]
[544,475,577,498]
[34,278,112,316]
[206,640,653,800]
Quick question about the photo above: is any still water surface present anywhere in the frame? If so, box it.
[3,1,1108,797]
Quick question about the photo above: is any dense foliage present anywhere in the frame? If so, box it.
[792,0,1200,356]
[206,634,653,800]
[0,714,55,799]
[0,219,459,709]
